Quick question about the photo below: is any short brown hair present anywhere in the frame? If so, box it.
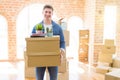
[43,4,54,11]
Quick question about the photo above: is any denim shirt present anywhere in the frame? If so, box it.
[32,20,65,49]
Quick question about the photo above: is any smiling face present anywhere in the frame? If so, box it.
[42,8,53,21]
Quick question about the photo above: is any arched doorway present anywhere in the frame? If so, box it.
[67,16,84,62]
[0,15,8,60]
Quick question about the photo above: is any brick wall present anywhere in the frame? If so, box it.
[94,0,105,65]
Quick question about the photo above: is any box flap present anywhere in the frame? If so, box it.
[27,52,60,56]
[25,36,60,41]
[104,39,115,46]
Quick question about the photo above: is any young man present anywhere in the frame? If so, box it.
[31,4,65,80]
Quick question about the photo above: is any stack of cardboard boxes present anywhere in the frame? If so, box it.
[96,39,116,74]
[25,36,61,78]
[25,32,69,80]
[25,36,61,67]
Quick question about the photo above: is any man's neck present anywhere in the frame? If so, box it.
[44,19,52,25]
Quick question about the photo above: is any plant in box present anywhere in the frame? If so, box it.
[35,23,43,34]
[31,23,45,37]
[46,27,53,37]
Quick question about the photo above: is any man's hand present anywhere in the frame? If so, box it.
[60,48,65,63]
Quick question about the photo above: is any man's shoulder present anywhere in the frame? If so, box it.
[52,21,61,27]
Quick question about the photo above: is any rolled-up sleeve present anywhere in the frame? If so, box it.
[59,27,65,49]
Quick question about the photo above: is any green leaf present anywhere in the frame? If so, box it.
[36,24,43,30]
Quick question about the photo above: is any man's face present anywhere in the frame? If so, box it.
[42,8,53,20]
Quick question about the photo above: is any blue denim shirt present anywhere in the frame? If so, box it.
[32,20,65,49]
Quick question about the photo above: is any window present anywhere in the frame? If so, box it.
[104,5,117,40]
[0,15,8,60]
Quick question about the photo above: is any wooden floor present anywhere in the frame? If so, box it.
[0,59,105,80]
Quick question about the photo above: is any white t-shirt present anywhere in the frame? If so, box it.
[43,24,53,34]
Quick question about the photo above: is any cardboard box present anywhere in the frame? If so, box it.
[63,30,69,46]
[98,53,113,63]
[101,45,116,54]
[58,71,69,80]
[25,67,35,78]
[104,39,115,46]
[113,57,120,68]
[108,68,120,72]
[97,62,112,67]
[105,70,120,80]
[25,36,60,54]
[58,59,69,73]
[96,66,111,74]
[26,53,60,67]
[25,36,61,67]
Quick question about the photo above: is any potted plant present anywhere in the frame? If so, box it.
[46,27,53,37]
[35,23,43,34]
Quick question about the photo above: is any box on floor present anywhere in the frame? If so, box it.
[97,62,112,67]
[58,59,69,73]
[105,70,120,80]
[95,66,111,74]
[25,67,35,78]
[112,57,120,68]
[104,39,115,46]
[98,53,113,63]
[58,70,69,80]
[101,45,116,54]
